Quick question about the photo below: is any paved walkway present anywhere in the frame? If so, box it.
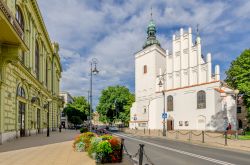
[0,130,95,165]
[0,130,132,165]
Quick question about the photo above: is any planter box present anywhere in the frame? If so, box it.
[99,150,123,164]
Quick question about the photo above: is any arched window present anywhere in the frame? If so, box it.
[197,90,206,109]
[45,59,48,86]
[35,41,40,79]
[143,65,147,74]
[16,6,24,31]
[21,51,25,64]
[167,95,173,111]
[17,86,25,98]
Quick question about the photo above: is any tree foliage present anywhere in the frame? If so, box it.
[63,96,89,126]
[225,49,250,122]
[96,85,135,125]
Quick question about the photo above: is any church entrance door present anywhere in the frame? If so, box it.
[167,120,174,130]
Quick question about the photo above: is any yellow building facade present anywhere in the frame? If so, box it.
[0,0,62,144]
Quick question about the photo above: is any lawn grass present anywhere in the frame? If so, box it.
[226,131,250,140]
[238,135,250,140]
[245,131,250,136]
[238,131,250,140]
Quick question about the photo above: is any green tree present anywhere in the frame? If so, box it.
[96,85,134,125]
[225,49,250,122]
[63,96,89,126]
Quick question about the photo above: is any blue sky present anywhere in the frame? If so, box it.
[38,0,250,107]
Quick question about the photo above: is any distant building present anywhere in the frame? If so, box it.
[0,0,62,144]
[92,112,101,125]
[130,18,237,131]
[60,92,74,128]
[237,96,248,129]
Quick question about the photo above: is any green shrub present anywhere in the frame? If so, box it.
[100,134,112,140]
[75,141,85,152]
[73,132,96,151]
[96,141,113,154]
[80,127,88,133]
[73,133,122,163]
[88,137,102,158]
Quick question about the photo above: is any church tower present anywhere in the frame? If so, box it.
[132,15,166,126]
[142,18,161,49]
[135,16,165,101]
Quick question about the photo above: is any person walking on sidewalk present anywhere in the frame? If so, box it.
[59,124,62,133]
[226,123,232,131]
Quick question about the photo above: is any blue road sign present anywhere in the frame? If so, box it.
[162,113,168,119]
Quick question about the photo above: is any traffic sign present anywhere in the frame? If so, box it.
[134,116,137,121]
[162,113,168,119]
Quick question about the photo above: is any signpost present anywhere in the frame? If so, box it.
[162,112,168,119]
[133,115,137,129]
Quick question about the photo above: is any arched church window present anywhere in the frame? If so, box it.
[17,86,25,98]
[197,90,206,109]
[35,41,40,79]
[167,95,173,111]
[16,6,24,31]
[143,65,147,74]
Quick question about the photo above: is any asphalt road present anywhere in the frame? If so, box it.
[114,132,250,165]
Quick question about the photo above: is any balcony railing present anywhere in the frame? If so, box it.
[0,0,24,40]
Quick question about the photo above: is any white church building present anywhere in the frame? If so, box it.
[129,19,237,131]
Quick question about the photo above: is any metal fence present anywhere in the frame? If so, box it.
[123,143,155,165]
[121,128,237,146]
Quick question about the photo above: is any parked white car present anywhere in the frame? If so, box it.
[109,126,119,132]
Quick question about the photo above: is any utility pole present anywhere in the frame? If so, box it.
[89,58,99,132]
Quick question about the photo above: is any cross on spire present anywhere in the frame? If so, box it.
[150,6,153,20]
[196,24,200,37]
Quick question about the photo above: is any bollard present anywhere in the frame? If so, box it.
[188,131,191,142]
[149,129,150,135]
[225,131,228,146]
[235,131,238,140]
[139,144,144,165]
[175,130,179,139]
[202,131,205,143]
[119,138,124,163]
[144,128,145,134]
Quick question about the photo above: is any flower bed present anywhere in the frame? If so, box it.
[73,132,123,163]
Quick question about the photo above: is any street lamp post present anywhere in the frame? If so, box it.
[158,74,166,137]
[46,98,52,137]
[114,99,118,123]
[234,90,239,132]
[89,58,99,132]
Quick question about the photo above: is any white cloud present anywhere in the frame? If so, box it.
[37,0,250,107]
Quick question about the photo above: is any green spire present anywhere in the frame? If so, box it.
[142,12,161,49]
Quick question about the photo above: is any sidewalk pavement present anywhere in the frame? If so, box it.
[0,130,132,165]
[0,140,95,165]
[121,128,250,152]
